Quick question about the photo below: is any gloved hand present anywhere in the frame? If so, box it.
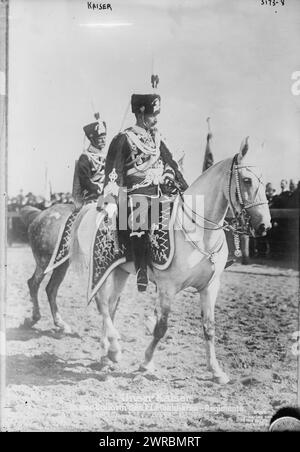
[163,176,178,195]
[164,175,174,186]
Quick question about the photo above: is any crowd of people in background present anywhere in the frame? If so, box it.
[8,178,300,212]
[252,178,299,262]
[7,178,300,264]
[7,190,74,212]
[265,179,300,209]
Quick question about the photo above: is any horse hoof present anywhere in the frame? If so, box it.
[62,324,72,334]
[98,355,111,370]
[139,361,155,373]
[22,316,39,328]
[55,322,72,334]
[107,349,122,363]
[213,373,230,384]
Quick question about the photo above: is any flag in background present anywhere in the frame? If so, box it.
[202,117,214,173]
[177,150,185,173]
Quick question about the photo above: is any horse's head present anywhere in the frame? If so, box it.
[227,137,271,237]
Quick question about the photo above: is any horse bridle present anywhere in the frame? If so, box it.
[227,153,268,235]
[179,153,267,236]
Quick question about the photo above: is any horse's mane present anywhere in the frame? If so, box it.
[188,157,231,190]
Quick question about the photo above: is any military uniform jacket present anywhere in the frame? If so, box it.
[78,145,106,201]
[104,126,188,199]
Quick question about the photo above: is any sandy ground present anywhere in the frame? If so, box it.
[2,246,299,431]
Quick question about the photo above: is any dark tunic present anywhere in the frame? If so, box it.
[77,152,105,202]
[271,191,291,209]
[104,130,188,199]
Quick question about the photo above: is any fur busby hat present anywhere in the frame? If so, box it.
[83,120,107,142]
[131,94,161,115]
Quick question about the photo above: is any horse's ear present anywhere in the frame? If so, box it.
[238,136,249,162]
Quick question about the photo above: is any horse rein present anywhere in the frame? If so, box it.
[179,153,267,236]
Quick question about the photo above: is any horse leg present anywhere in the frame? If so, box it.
[100,296,121,352]
[45,260,71,333]
[25,265,45,326]
[111,296,121,322]
[95,268,129,363]
[140,287,172,372]
[199,278,229,384]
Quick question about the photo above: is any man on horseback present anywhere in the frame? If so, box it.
[76,115,107,204]
[103,94,188,292]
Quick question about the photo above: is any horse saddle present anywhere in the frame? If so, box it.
[88,196,179,301]
[44,209,80,274]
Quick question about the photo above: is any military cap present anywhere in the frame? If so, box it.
[131,94,161,115]
[83,120,107,141]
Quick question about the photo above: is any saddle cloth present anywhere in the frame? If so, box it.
[44,209,80,274]
[87,196,179,302]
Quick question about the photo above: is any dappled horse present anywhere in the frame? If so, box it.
[20,203,75,333]
[71,138,271,383]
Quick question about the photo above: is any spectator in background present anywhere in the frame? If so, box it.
[64,192,73,204]
[289,179,296,193]
[269,179,292,259]
[60,193,66,204]
[16,189,25,207]
[50,193,60,205]
[288,180,300,208]
[7,197,19,212]
[255,182,275,258]
[272,179,291,209]
[35,196,46,210]
[265,182,276,207]
[7,191,74,211]
[24,192,37,207]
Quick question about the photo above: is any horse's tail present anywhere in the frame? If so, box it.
[20,206,42,230]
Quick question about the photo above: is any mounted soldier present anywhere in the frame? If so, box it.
[73,115,107,208]
[102,93,188,292]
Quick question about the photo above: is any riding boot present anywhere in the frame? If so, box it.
[130,232,149,292]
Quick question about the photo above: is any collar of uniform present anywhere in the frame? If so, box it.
[87,144,107,159]
[130,125,162,144]
[131,125,155,137]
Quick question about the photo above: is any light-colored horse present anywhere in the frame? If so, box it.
[20,203,75,332]
[71,139,271,383]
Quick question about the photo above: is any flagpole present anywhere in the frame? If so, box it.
[206,117,211,135]
[202,117,214,173]
[44,163,48,199]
